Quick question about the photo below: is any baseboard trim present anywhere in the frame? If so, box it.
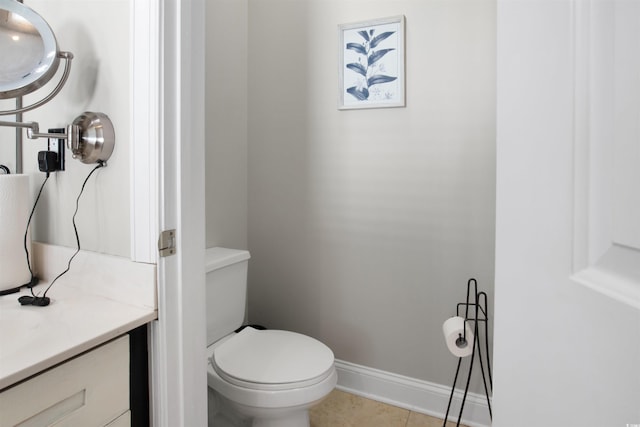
[334,359,491,427]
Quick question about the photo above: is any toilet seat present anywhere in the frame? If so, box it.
[211,327,335,391]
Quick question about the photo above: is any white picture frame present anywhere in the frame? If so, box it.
[338,15,405,110]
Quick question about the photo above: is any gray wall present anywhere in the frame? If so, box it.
[206,0,496,390]
[205,0,249,250]
[246,0,496,388]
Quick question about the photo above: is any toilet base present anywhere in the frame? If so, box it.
[208,387,317,427]
[252,411,309,427]
[209,390,247,427]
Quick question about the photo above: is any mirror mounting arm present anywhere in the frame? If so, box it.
[0,120,63,140]
[0,120,39,132]
[27,126,68,141]
[0,112,115,165]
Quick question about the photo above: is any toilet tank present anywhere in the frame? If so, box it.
[205,247,251,346]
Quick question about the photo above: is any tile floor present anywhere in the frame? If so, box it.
[310,389,469,427]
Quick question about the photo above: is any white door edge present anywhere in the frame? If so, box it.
[131,1,207,426]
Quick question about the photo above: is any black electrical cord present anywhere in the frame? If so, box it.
[19,162,105,306]
[41,162,104,299]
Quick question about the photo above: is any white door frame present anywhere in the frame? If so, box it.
[131,1,207,426]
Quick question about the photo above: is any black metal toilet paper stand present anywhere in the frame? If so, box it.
[443,278,492,427]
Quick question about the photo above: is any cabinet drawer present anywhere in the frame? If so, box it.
[105,411,130,427]
[0,336,129,427]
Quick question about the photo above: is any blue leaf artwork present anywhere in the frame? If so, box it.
[343,20,401,105]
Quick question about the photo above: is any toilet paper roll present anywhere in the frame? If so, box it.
[442,316,474,357]
[0,174,31,292]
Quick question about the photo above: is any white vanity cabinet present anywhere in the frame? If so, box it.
[0,336,130,427]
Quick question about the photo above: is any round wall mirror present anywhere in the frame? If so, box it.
[0,0,60,99]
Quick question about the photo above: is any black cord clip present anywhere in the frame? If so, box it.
[18,296,50,306]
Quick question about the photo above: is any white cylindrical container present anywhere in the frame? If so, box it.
[0,174,31,292]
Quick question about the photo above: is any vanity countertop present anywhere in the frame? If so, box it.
[0,243,157,390]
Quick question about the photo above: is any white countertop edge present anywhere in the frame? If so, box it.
[0,308,156,390]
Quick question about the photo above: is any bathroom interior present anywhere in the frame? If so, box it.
[0,1,639,427]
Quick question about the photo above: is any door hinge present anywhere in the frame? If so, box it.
[158,229,176,257]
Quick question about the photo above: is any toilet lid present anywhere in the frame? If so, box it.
[212,327,335,390]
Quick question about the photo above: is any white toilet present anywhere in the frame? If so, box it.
[206,247,337,427]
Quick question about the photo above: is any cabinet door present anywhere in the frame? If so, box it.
[0,336,129,427]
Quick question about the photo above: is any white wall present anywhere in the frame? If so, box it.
[20,0,131,257]
[493,0,640,425]
[0,57,20,171]
[245,0,496,392]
